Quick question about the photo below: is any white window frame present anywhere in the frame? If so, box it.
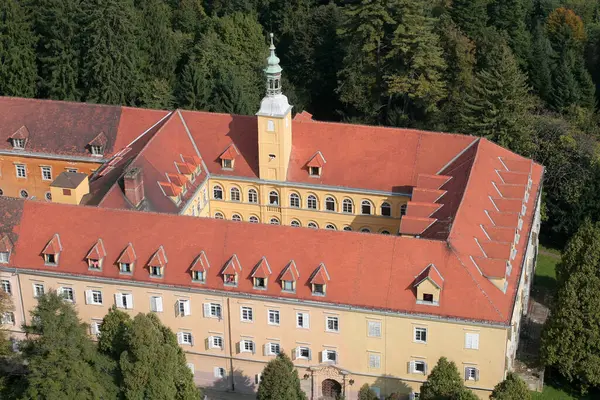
[289,193,300,208]
[214,367,226,378]
[85,289,103,305]
[115,293,134,310]
[240,339,255,354]
[321,349,338,364]
[178,331,193,346]
[1,280,11,294]
[59,287,74,302]
[150,296,163,312]
[15,164,26,178]
[177,299,191,316]
[296,312,310,329]
[369,353,381,369]
[230,187,241,202]
[410,360,427,375]
[248,189,258,203]
[213,185,223,199]
[40,166,52,181]
[90,145,103,156]
[265,342,280,356]
[465,332,480,350]
[326,316,339,332]
[368,320,382,337]
[12,138,25,149]
[241,306,254,322]
[90,321,102,336]
[33,283,45,298]
[414,327,427,343]
[1,312,15,325]
[204,302,222,319]
[268,309,280,325]
[0,252,8,264]
[209,335,224,349]
[342,199,353,213]
[465,366,479,381]
[295,346,311,360]
[307,195,318,209]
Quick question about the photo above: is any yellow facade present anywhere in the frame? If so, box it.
[3,270,509,399]
[50,175,90,205]
[0,153,100,201]
[257,113,293,181]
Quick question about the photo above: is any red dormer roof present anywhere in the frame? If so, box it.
[487,211,519,227]
[86,239,106,260]
[279,260,299,281]
[222,254,242,275]
[0,234,13,252]
[411,188,446,203]
[293,111,313,121]
[181,155,201,166]
[89,132,108,147]
[472,257,506,279]
[166,173,188,187]
[42,234,62,255]
[149,246,168,267]
[251,257,272,279]
[481,225,516,243]
[158,181,182,197]
[414,264,444,289]
[501,158,531,173]
[190,251,210,272]
[479,240,512,259]
[117,243,136,264]
[416,174,452,190]
[405,202,442,218]
[498,170,528,185]
[399,216,436,235]
[309,263,330,285]
[490,197,522,213]
[306,151,326,168]
[11,125,29,140]
[495,183,526,199]
[175,162,195,175]
[219,144,240,160]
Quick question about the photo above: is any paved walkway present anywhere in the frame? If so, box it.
[204,389,256,400]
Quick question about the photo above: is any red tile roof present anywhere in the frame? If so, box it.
[0,234,13,252]
[116,243,136,264]
[148,246,168,267]
[400,216,436,235]
[279,261,299,282]
[190,251,210,272]
[11,125,29,140]
[86,239,107,260]
[306,151,326,168]
[41,234,62,255]
[309,263,330,285]
[219,144,240,160]
[414,264,444,289]
[251,257,272,279]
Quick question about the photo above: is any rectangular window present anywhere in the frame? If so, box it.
[41,166,52,181]
[15,164,26,178]
[0,252,8,264]
[187,363,195,375]
[326,316,339,332]
[414,327,427,343]
[465,333,480,350]
[369,353,381,369]
[241,340,255,353]
[296,346,311,360]
[177,299,191,316]
[368,321,382,337]
[192,270,205,282]
[12,138,25,149]
[33,283,45,298]
[214,367,225,378]
[59,287,74,302]
[66,168,78,173]
[150,296,163,312]
[44,254,57,266]
[222,159,233,169]
[115,293,134,310]
[90,321,102,336]
[119,262,131,273]
[313,283,325,295]
[178,332,193,345]
[254,277,266,289]
[296,312,310,329]
[309,166,320,176]
[266,342,280,355]
[465,367,479,381]
[241,306,253,322]
[209,336,224,349]
[62,189,72,196]
[1,312,15,325]
[150,266,162,277]
[322,349,337,363]
[1,280,11,295]
[90,145,103,156]
[85,289,103,305]
[268,309,280,325]
[411,360,427,374]
[282,280,294,291]
[204,303,222,319]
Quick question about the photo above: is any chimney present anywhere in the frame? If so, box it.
[124,167,144,207]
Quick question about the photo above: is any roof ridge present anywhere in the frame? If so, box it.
[0,96,122,111]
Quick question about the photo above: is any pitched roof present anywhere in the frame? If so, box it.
[219,144,240,160]
[222,254,242,275]
[414,264,444,289]
[117,243,136,264]
[190,251,210,272]
[86,239,107,260]
[148,246,168,267]
[306,151,326,168]
[251,257,272,279]
[10,125,29,140]
[42,234,62,255]
[0,234,13,253]
[50,172,88,189]
[309,263,330,285]
[279,261,299,281]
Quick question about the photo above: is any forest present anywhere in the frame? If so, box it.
[0,0,600,248]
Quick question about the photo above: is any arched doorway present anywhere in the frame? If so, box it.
[321,378,342,399]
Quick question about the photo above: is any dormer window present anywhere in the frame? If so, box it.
[413,264,444,306]
[90,145,103,156]
[309,263,330,297]
[150,266,163,277]
[282,280,294,291]
[222,254,242,287]
[148,246,167,279]
[279,261,298,293]
[190,251,210,284]
[251,256,271,290]
[309,166,320,176]
[44,254,57,265]
[306,151,326,177]
[224,273,237,286]
[313,283,325,295]
[422,293,434,303]
[192,270,205,282]
[12,138,25,149]
[219,144,239,170]
[0,234,13,264]
[119,262,132,273]
[116,242,136,275]
[89,259,101,270]
[86,239,106,271]
[0,252,8,264]
[222,159,233,169]
[42,233,62,267]
[254,277,266,289]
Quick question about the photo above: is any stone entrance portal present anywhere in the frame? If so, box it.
[309,365,349,400]
[321,378,342,399]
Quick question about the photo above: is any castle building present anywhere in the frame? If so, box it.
[0,35,543,400]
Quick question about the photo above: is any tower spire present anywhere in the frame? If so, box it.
[264,33,282,97]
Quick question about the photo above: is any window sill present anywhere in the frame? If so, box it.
[416,300,439,306]
[325,330,340,334]
[224,283,238,287]
[44,262,58,267]
[312,292,326,297]
[119,271,132,275]
[88,268,103,272]
[281,289,296,294]
[253,286,267,291]
[413,341,427,344]
[191,279,206,284]
[149,275,164,279]
[221,167,234,171]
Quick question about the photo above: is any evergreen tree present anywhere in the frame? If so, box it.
[27,0,80,100]
[529,23,554,103]
[541,221,600,392]
[449,0,489,38]
[139,78,176,109]
[257,352,305,400]
[0,290,12,356]
[210,69,256,115]
[490,372,531,399]
[550,51,580,110]
[99,312,200,399]
[487,0,531,65]
[0,0,37,97]
[79,0,143,105]
[385,0,447,122]
[17,292,117,400]
[177,59,212,110]
[420,357,468,400]
[358,383,378,400]
[459,42,532,153]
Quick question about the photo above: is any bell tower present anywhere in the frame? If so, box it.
[256,33,293,181]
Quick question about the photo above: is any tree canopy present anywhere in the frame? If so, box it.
[490,372,531,400]
[257,352,306,400]
[420,357,477,400]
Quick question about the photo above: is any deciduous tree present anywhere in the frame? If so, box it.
[420,357,469,400]
[490,372,531,399]
[257,352,306,400]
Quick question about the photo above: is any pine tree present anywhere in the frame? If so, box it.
[529,23,554,103]
[385,0,447,120]
[550,51,580,110]
[487,0,531,65]
[419,357,470,400]
[28,0,81,100]
[257,352,305,400]
[449,0,490,38]
[0,0,37,97]
[211,69,256,115]
[17,292,117,399]
[177,59,212,110]
[79,0,143,105]
[541,221,600,393]
[490,372,531,399]
[459,42,532,153]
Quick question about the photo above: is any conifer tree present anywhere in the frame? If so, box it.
[0,290,12,357]
[459,42,532,153]
[28,0,81,100]
[210,69,256,115]
[0,0,37,97]
[257,352,306,400]
[420,357,472,400]
[18,292,117,400]
[79,0,143,105]
[487,0,531,65]
[490,372,531,400]
[529,23,554,103]
[385,0,447,120]
[449,0,489,38]
[177,60,212,110]
[541,221,600,393]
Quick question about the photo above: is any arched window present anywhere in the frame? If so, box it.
[214,212,224,219]
[269,191,279,205]
[343,226,352,231]
[230,187,241,202]
[270,217,280,225]
[289,193,300,208]
[307,195,318,209]
[342,198,354,214]
[248,189,258,203]
[325,224,336,230]
[325,196,336,212]
[361,200,372,215]
[400,204,407,216]
[290,220,301,227]
[381,202,391,216]
[307,222,318,229]
[249,216,259,223]
[360,227,371,233]
[381,230,390,235]
[213,185,223,200]
[231,214,242,222]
